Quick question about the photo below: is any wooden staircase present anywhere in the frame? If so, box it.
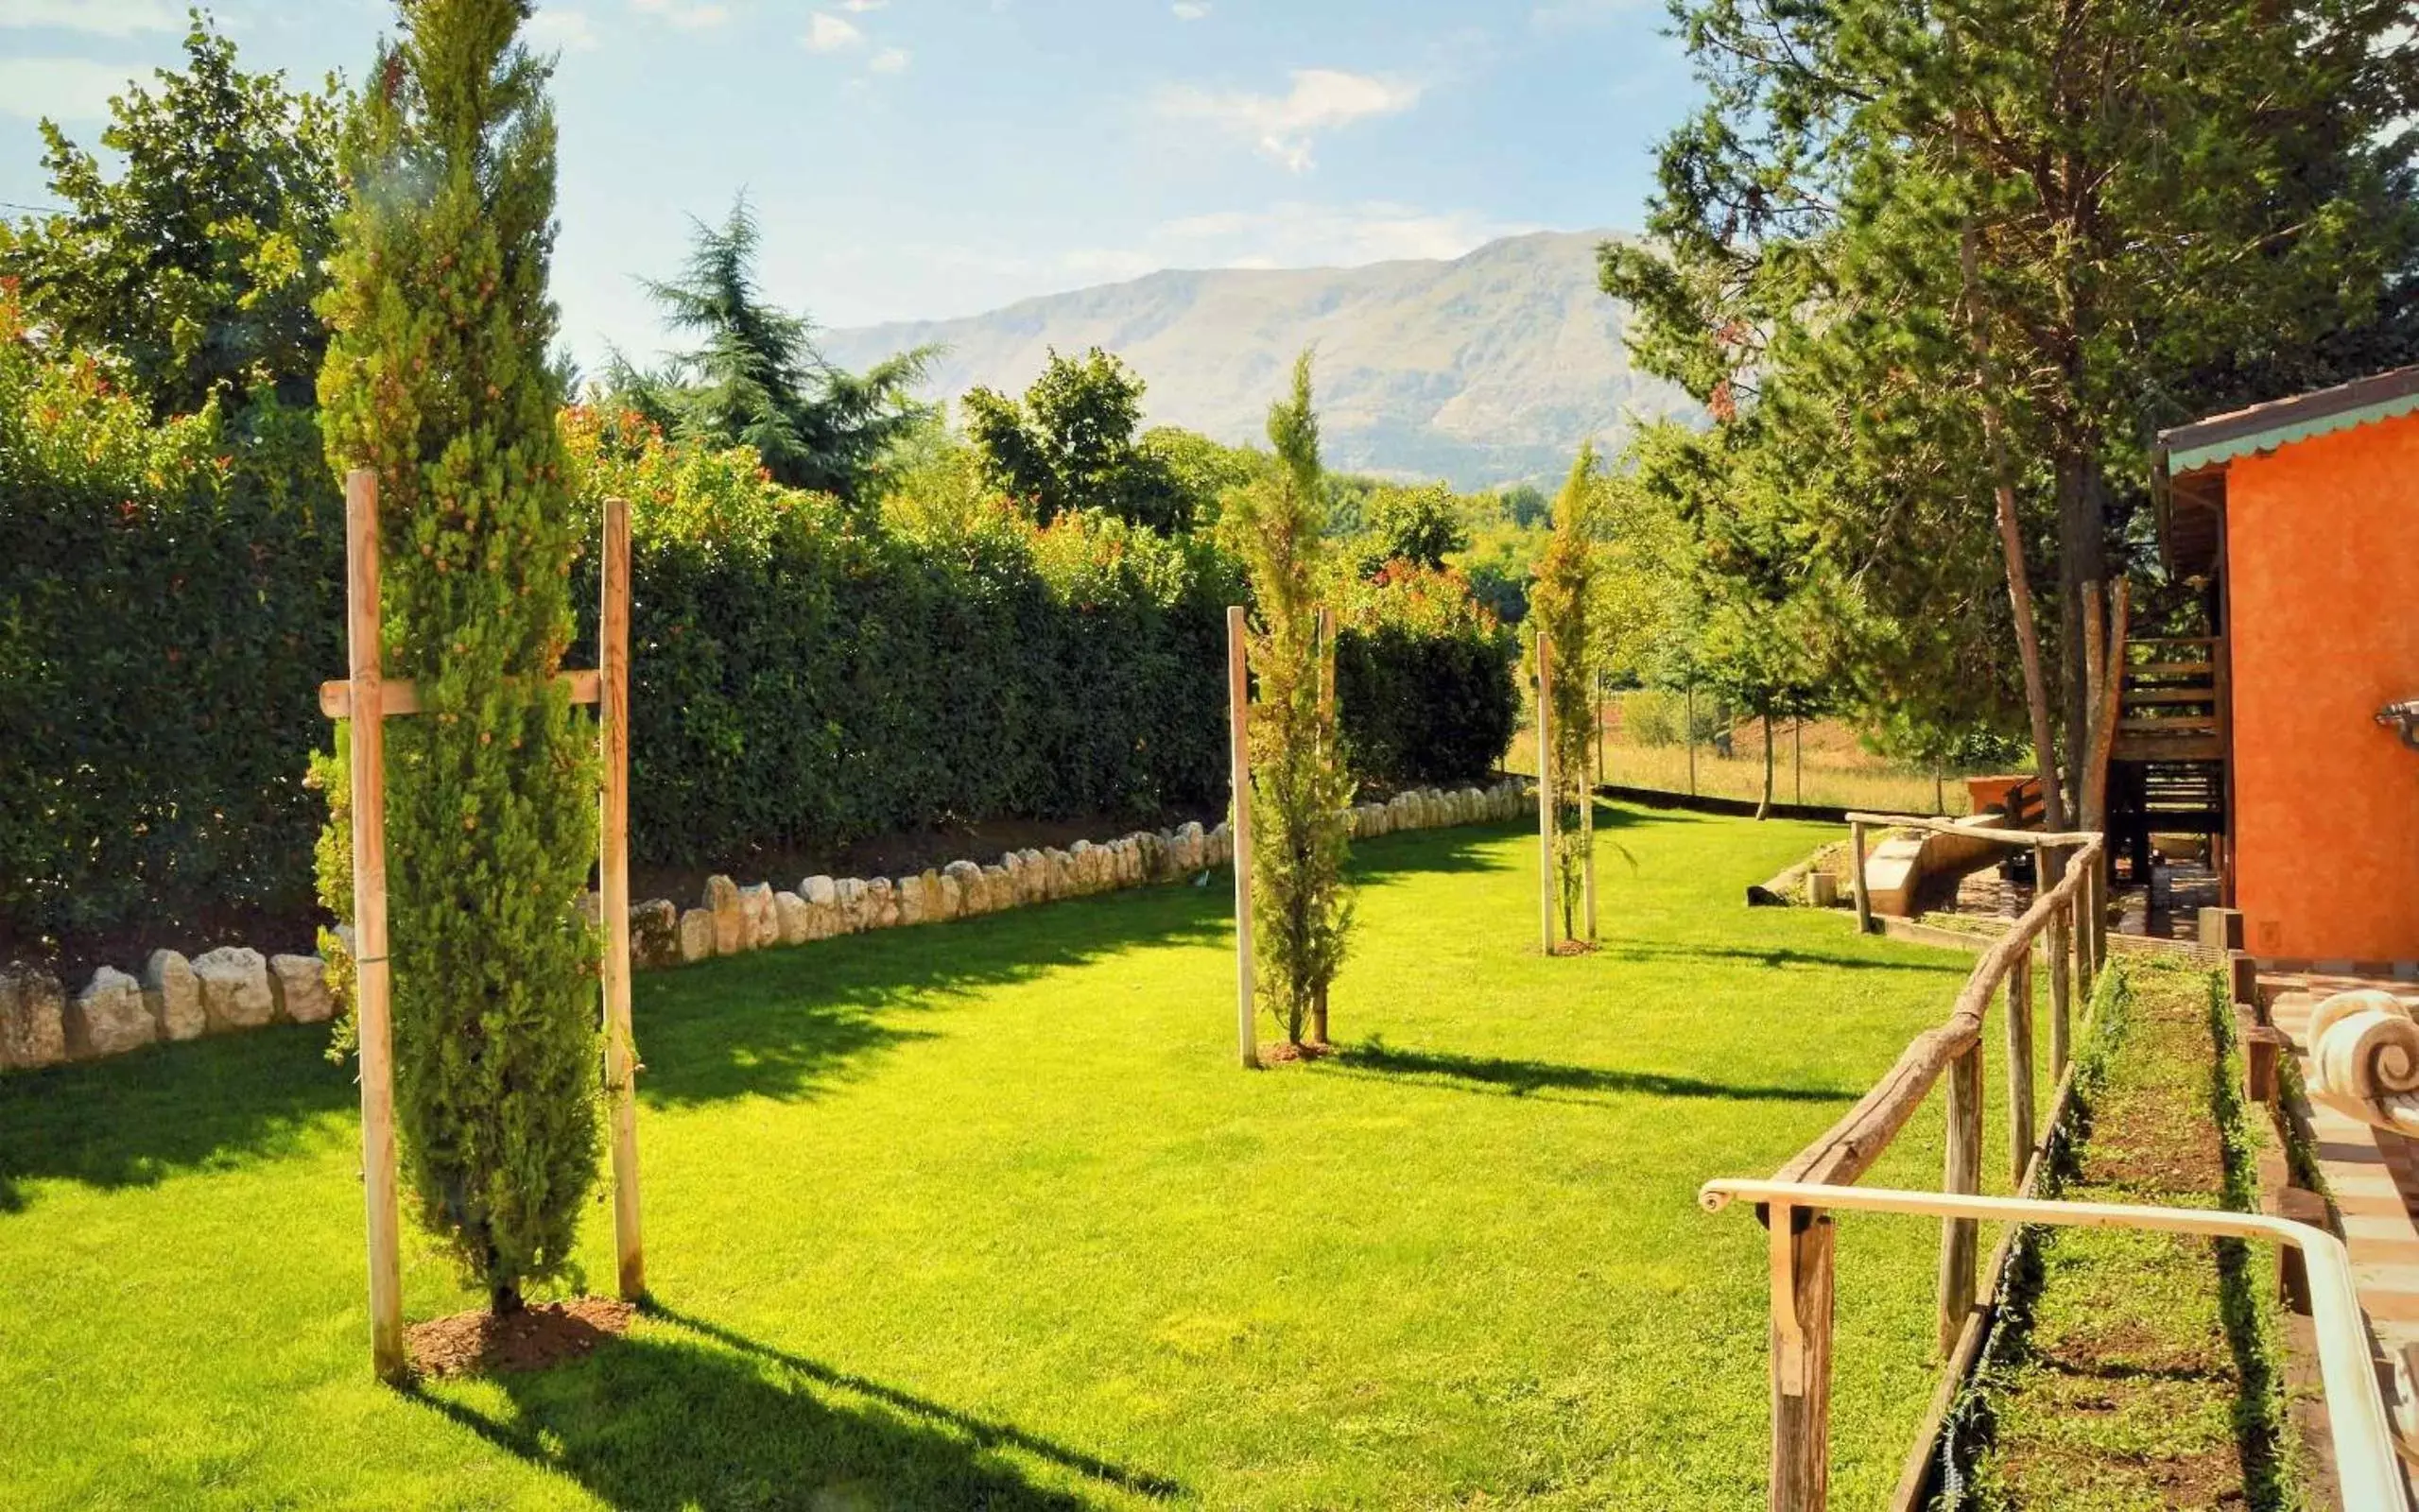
[2106,636,2228,878]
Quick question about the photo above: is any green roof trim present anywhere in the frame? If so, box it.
[2168,389,2419,473]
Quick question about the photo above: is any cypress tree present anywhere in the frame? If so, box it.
[1231,352,1354,1048]
[316,0,599,1315]
[1526,444,1601,936]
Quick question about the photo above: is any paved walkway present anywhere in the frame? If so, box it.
[2271,973,2419,1469]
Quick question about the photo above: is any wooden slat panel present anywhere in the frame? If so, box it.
[2122,688,2218,706]
[2129,662,2215,678]
[320,668,601,719]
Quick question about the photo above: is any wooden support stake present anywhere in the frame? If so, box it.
[343,470,406,1383]
[1581,674,1598,942]
[1228,608,1256,1068]
[1537,632,1557,954]
[598,497,644,1301]
[1848,820,1873,936]
[2006,948,2034,1185]
[1314,607,1335,1045]
[1938,1043,1983,1358]
[2230,952,2263,1023]
[1769,1207,1835,1512]
[2048,879,2073,1077]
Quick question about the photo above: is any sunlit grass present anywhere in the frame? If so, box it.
[2,806,2022,1508]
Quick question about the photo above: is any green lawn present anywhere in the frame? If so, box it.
[2,804,2024,1508]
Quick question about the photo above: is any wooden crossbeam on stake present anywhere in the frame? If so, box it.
[325,470,642,1379]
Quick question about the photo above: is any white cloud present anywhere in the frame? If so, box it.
[803,11,862,51]
[0,0,179,34]
[1150,200,1537,268]
[1155,69,1421,172]
[527,7,602,52]
[1171,2,1210,17]
[630,0,727,29]
[0,56,132,120]
[868,45,910,73]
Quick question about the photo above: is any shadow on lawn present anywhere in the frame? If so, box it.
[410,1303,1176,1509]
[1599,939,1973,977]
[0,1024,350,1213]
[1323,1038,1855,1107]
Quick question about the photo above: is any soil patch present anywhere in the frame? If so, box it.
[1257,1040,1335,1065]
[406,1297,635,1379]
[1546,939,1598,957]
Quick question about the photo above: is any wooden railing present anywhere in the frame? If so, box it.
[2115,634,2227,764]
[1757,816,2107,1508]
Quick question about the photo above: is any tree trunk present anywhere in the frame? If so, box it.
[491,1280,524,1316]
[1686,683,1699,796]
[1759,712,1774,820]
[1962,223,2067,833]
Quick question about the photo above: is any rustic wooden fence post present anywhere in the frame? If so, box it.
[1769,1202,1836,1511]
[2042,849,2072,1077]
[1938,1042,1983,1356]
[598,496,644,1301]
[1537,631,1557,954]
[2007,948,2035,1184]
[1228,607,1256,1068]
[1312,607,1336,1044]
[1848,820,1872,936]
[343,469,406,1383]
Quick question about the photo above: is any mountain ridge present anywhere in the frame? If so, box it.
[816,230,1702,490]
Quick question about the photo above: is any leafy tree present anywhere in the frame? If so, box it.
[1526,444,1605,934]
[962,347,1194,531]
[610,195,931,505]
[1354,481,1471,576]
[0,11,344,418]
[1606,0,2419,826]
[1230,352,1354,1049]
[316,0,599,1315]
[1139,423,1266,527]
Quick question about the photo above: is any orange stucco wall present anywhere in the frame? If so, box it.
[2227,415,2419,962]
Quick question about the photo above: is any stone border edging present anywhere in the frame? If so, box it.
[0,780,1531,1074]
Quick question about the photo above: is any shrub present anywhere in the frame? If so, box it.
[316,0,598,1314]
[1332,561,1519,785]
[0,287,341,948]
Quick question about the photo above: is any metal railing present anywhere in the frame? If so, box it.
[1702,1179,2406,1512]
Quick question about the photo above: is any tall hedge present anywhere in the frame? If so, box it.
[316,0,597,1314]
[0,288,340,949]
[2,384,1520,954]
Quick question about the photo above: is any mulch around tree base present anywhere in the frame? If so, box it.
[406,1297,635,1379]
[1257,1040,1334,1065]
[1547,940,1599,956]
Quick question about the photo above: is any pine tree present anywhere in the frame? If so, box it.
[1526,444,1602,936]
[316,0,600,1315]
[1232,352,1354,1048]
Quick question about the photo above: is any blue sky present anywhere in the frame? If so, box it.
[0,0,1691,367]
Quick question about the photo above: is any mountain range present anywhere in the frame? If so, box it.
[816,230,1702,491]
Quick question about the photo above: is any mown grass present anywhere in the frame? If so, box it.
[3,804,2039,1508]
[1504,728,1971,816]
[1957,959,2298,1509]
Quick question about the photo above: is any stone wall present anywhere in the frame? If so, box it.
[0,780,1530,1074]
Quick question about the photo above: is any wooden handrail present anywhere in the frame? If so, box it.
[1778,837,2099,1188]
[1843,811,2098,848]
[1704,1180,2407,1512]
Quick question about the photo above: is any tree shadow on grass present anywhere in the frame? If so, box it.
[1598,938,1974,978]
[0,1024,350,1214]
[1321,1037,1857,1108]
[409,1304,1173,1510]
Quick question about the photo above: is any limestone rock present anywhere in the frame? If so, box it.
[836,878,868,932]
[739,883,779,951]
[936,871,963,920]
[1045,849,1076,898]
[630,901,681,971]
[704,875,746,955]
[981,865,1012,912]
[192,947,273,1032]
[865,877,897,930]
[268,954,335,1025]
[0,964,66,1070]
[896,875,925,927]
[678,907,717,964]
[921,869,950,922]
[944,861,985,915]
[69,965,153,1058]
[775,890,812,946]
[142,949,206,1040]
[802,875,838,908]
